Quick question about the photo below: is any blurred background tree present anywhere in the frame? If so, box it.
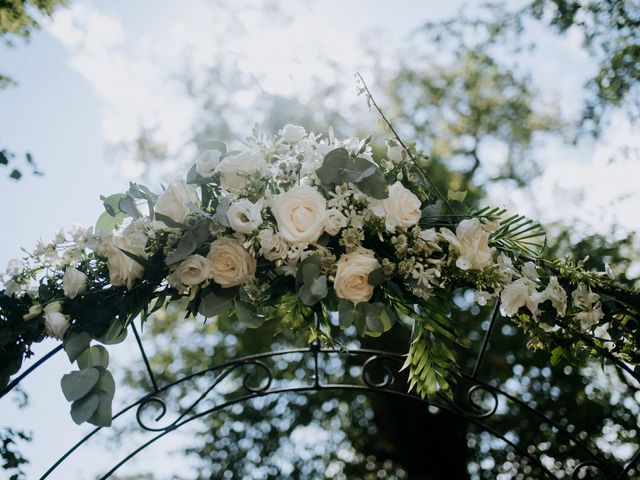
[0,0,64,180]
[106,2,639,479]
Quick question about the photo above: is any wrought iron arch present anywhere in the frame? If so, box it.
[2,302,639,479]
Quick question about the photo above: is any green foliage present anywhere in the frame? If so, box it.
[315,147,388,199]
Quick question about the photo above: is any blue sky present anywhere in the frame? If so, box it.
[1,0,639,477]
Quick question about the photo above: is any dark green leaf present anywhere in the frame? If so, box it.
[95,367,115,399]
[97,319,128,345]
[199,288,236,318]
[118,196,141,219]
[316,147,350,184]
[338,300,354,328]
[234,300,264,328]
[165,230,198,265]
[367,268,386,287]
[9,169,21,180]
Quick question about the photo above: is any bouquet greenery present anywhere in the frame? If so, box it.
[1,91,638,428]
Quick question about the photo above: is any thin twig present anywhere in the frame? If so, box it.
[355,72,453,211]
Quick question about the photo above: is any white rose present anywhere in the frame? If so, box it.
[195,150,221,177]
[500,278,536,317]
[272,185,327,245]
[155,182,199,225]
[372,181,421,233]
[442,218,493,270]
[172,254,212,287]
[280,124,306,142]
[207,238,256,287]
[106,227,148,290]
[227,199,263,234]
[334,249,380,303]
[325,208,348,236]
[387,144,404,163]
[62,267,88,299]
[215,151,266,189]
[43,302,69,340]
[258,228,288,261]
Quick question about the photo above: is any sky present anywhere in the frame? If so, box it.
[0,0,639,478]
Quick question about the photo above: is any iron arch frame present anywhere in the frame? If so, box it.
[1,303,639,479]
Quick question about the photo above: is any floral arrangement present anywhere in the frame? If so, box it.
[1,106,639,428]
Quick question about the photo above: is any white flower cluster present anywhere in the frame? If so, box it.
[0,125,613,342]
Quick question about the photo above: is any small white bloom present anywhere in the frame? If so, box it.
[54,228,67,244]
[280,124,306,143]
[195,150,221,177]
[419,228,438,242]
[257,228,289,261]
[387,144,404,163]
[4,280,22,297]
[537,276,567,317]
[521,262,539,281]
[155,182,199,225]
[227,199,263,234]
[475,291,492,307]
[63,267,89,299]
[43,302,69,340]
[215,151,266,189]
[5,259,22,276]
[604,263,614,280]
[105,226,148,290]
[576,304,604,330]
[325,208,348,236]
[571,283,600,309]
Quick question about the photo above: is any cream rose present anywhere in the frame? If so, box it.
[334,249,380,303]
[215,151,266,189]
[372,181,421,233]
[62,267,88,299]
[271,185,327,245]
[106,227,148,290]
[207,238,256,287]
[155,181,199,225]
[442,218,493,270]
[172,254,212,287]
[227,199,263,234]
[43,302,69,339]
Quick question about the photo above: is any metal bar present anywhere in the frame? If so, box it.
[618,448,640,479]
[0,344,63,398]
[131,322,159,392]
[471,300,501,379]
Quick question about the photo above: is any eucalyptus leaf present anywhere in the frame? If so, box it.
[61,368,100,402]
[338,300,354,328]
[97,319,127,345]
[367,268,386,287]
[89,391,113,427]
[118,196,141,219]
[70,392,100,425]
[77,345,109,369]
[101,193,126,217]
[365,303,385,333]
[199,288,236,318]
[234,300,264,328]
[155,212,187,229]
[95,367,116,399]
[63,331,92,362]
[316,147,350,184]
[95,211,125,234]
[166,230,198,265]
